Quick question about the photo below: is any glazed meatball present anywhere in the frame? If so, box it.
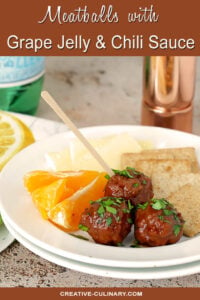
[134,198,184,247]
[104,167,153,206]
[79,197,133,245]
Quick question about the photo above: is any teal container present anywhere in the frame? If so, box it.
[0,57,45,115]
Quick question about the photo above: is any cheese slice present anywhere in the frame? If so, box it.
[46,133,150,171]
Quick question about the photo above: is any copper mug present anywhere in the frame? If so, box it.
[141,56,196,133]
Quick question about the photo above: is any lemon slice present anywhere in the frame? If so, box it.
[0,111,35,170]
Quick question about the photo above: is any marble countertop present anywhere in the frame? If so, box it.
[1,57,200,288]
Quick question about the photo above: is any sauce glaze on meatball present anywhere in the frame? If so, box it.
[104,167,153,206]
[134,198,184,247]
[79,197,134,245]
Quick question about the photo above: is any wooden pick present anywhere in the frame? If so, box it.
[41,91,113,176]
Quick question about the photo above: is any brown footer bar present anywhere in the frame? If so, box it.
[0,288,199,300]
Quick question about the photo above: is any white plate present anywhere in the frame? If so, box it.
[3,214,200,280]
[0,221,14,253]
[0,126,200,268]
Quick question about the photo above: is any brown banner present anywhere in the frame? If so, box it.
[0,288,199,300]
[0,0,200,55]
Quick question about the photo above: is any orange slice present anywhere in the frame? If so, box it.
[48,172,107,232]
[32,178,74,219]
[24,170,99,193]
[24,170,62,193]
[24,170,103,220]
[63,170,100,190]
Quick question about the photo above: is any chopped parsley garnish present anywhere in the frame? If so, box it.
[158,215,164,221]
[95,196,123,204]
[174,224,182,236]
[96,198,103,203]
[123,208,130,213]
[106,206,117,215]
[90,197,127,219]
[151,198,168,210]
[130,240,141,248]
[133,183,139,188]
[173,214,180,222]
[127,218,133,224]
[112,168,134,178]
[164,219,171,224]
[106,217,113,226]
[142,180,147,185]
[116,242,123,247]
[69,234,89,241]
[104,174,111,180]
[163,209,174,216]
[97,205,105,217]
[115,198,123,204]
[78,224,89,232]
[158,215,171,223]
[126,167,142,175]
[103,199,114,207]
[116,216,121,222]
[137,202,149,210]
[156,203,182,226]
[90,199,102,204]
[150,199,181,226]
[128,200,134,210]
[112,167,142,178]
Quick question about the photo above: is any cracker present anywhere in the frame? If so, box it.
[121,146,200,237]
[121,158,192,178]
[152,172,200,199]
[121,147,199,172]
[168,184,200,237]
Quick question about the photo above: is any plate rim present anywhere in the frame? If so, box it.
[0,222,15,253]
[3,214,200,280]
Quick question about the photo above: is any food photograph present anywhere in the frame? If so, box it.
[0,56,200,287]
